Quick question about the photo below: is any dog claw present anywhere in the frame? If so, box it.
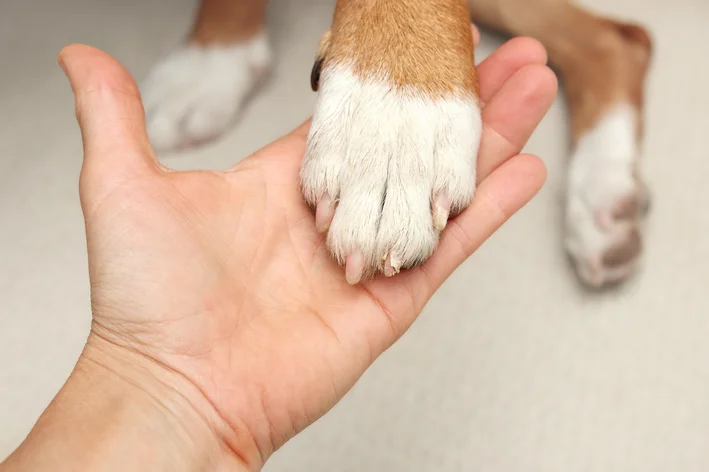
[345,251,365,285]
[383,252,401,277]
[315,193,335,233]
[432,194,451,232]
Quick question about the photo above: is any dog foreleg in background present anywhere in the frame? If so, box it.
[141,0,270,150]
[468,0,652,287]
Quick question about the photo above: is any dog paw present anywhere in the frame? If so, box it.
[565,103,649,288]
[301,66,482,284]
[141,32,270,150]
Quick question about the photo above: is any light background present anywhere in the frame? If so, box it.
[1,0,708,469]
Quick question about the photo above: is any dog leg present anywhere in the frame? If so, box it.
[301,0,481,283]
[141,0,270,150]
[469,0,652,287]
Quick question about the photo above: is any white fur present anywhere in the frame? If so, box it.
[565,102,641,285]
[301,65,482,274]
[141,32,271,150]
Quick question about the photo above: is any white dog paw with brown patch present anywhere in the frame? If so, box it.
[141,32,270,150]
[302,67,481,283]
[301,0,481,284]
[565,103,649,287]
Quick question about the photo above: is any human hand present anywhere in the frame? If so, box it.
[54,28,555,470]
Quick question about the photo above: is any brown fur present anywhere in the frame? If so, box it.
[464,0,651,142]
[190,0,266,45]
[188,0,650,141]
[319,0,479,99]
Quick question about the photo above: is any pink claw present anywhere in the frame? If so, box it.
[345,251,365,285]
[383,252,401,278]
[432,194,452,232]
[315,193,335,233]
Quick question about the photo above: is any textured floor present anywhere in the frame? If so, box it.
[2,0,708,469]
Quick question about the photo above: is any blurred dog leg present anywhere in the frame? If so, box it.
[469,0,653,287]
[141,0,271,150]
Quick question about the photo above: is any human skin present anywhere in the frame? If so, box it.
[1,26,556,472]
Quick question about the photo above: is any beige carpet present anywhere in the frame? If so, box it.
[2,0,708,469]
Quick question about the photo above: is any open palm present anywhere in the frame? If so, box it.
[59,34,555,468]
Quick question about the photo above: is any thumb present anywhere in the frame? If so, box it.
[59,44,160,199]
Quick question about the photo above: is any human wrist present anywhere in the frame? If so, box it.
[1,334,253,472]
